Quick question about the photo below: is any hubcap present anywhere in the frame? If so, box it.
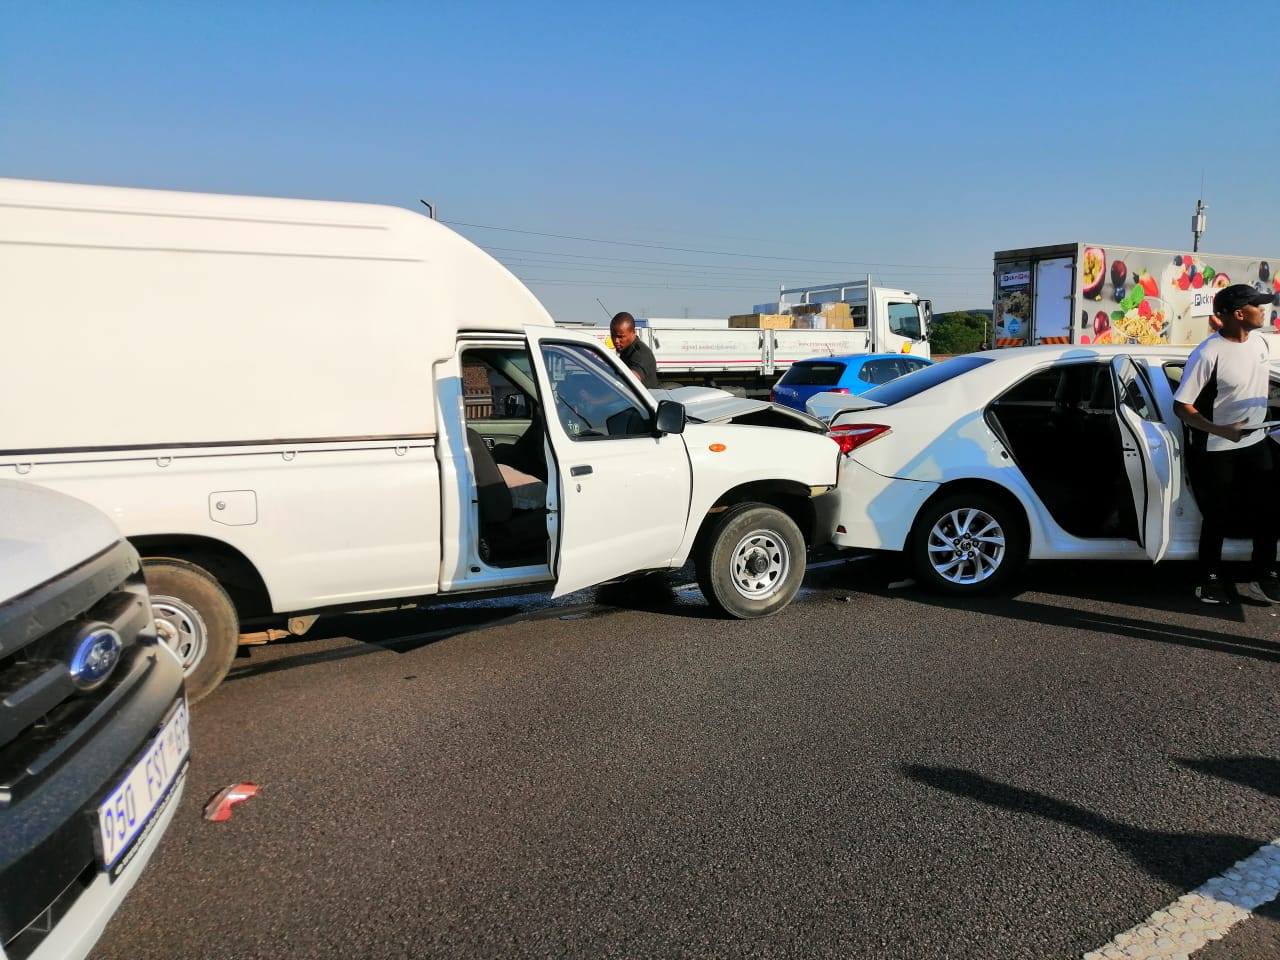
[730,529,790,600]
[927,508,1006,585]
[151,596,209,675]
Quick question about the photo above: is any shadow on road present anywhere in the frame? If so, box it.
[1178,755,1280,800]
[845,559,1280,664]
[225,559,865,684]
[225,602,586,683]
[903,763,1264,892]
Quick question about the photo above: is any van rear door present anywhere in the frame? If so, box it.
[525,329,693,596]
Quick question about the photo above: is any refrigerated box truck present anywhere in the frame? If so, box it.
[993,243,1280,348]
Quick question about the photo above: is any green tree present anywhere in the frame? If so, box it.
[928,311,989,355]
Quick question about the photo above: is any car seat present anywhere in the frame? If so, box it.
[466,429,549,565]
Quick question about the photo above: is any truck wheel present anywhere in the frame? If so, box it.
[909,492,1026,596]
[142,559,239,703]
[695,504,806,619]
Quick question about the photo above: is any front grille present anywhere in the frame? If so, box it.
[0,541,155,804]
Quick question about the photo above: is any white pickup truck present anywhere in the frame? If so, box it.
[0,177,842,701]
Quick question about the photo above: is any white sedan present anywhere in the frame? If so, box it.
[813,344,1280,594]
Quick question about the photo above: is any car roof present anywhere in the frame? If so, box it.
[965,343,1195,369]
[794,353,930,365]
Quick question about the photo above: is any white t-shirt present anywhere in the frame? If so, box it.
[1174,332,1272,453]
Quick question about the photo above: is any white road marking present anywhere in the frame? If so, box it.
[1084,838,1280,959]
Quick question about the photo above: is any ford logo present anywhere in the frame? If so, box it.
[68,625,124,690]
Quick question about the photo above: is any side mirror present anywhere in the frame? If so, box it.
[503,394,529,418]
[918,299,933,341]
[654,399,686,435]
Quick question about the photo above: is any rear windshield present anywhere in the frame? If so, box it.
[779,361,846,386]
[859,356,993,405]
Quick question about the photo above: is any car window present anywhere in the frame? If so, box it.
[1115,359,1159,422]
[859,356,993,406]
[857,360,887,385]
[462,355,531,422]
[992,363,1114,413]
[541,342,652,440]
[779,361,846,387]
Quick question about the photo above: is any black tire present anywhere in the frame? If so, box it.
[142,558,239,703]
[695,503,807,618]
[909,491,1026,596]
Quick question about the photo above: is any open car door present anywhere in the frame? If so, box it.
[525,327,693,596]
[1110,356,1175,562]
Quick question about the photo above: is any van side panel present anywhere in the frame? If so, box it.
[0,177,554,452]
[10,443,441,612]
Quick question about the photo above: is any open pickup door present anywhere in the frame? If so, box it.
[525,328,693,596]
[1110,356,1175,562]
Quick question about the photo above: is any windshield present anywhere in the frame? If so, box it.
[859,355,992,406]
[887,302,922,340]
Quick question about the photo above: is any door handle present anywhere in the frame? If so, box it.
[570,465,593,477]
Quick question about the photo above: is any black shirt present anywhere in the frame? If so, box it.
[618,339,659,388]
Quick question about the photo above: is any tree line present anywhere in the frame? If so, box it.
[929,310,992,355]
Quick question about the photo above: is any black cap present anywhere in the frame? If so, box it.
[1213,283,1277,318]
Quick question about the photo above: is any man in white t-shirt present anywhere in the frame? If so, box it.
[1174,284,1279,604]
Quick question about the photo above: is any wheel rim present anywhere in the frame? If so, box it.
[151,596,209,674]
[927,508,1006,585]
[730,529,790,600]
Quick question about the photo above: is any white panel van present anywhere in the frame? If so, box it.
[0,179,841,700]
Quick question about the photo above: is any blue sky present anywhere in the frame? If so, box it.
[4,1,1277,319]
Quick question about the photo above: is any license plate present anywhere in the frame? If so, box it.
[96,698,190,875]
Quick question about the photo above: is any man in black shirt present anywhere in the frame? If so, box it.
[610,312,659,388]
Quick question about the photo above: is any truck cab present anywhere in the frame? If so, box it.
[776,278,932,359]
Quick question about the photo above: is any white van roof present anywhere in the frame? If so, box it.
[0,178,551,451]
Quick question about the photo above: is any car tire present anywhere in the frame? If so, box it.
[695,503,806,618]
[142,558,239,703]
[909,491,1026,596]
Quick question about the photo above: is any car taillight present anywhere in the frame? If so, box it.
[768,389,776,402]
[827,423,891,455]
[829,387,850,394]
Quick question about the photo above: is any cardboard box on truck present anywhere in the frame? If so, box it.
[729,313,793,329]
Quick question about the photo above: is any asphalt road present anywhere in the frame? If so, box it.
[93,558,1280,959]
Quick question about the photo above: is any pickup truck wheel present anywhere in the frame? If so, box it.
[695,504,806,619]
[910,492,1026,596]
[142,559,239,703]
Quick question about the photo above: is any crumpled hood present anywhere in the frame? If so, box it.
[0,480,122,601]
[651,386,824,429]
[805,391,886,422]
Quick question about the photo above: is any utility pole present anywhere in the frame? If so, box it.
[1192,173,1207,252]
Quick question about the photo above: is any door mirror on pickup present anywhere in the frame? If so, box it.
[654,400,686,435]
[502,393,529,418]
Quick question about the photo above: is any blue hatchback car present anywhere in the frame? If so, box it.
[769,353,934,412]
